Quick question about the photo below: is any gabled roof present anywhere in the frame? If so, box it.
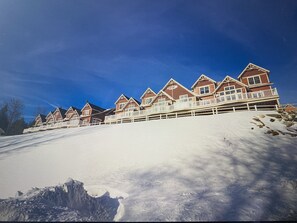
[121,97,141,110]
[162,78,195,97]
[238,63,270,79]
[65,106,82,116]
[214,75,248,92]
[46,111,54,119]
[191,74,216,89]
[140,88,157,99]
[53,107,67,119]
[150,90,175,105]
[35,114,46,122]
[115,94,129,104]
[81,102,105,112]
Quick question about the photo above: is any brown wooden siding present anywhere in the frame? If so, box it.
[163,82,193,100]
[81,104,92,116]
[200,95,215,100]
[148,94,173,108]
[115,97,128,111]
[193,82,216,95]
[141,91,156,105]
[240,69,266,78]
[249,85,271,92]
[35,117,43,126]
[241,73,270,85]
[216,82,247,93]
[123,100,140,111]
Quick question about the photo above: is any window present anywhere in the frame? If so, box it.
[179,94,189,102]
[144,97,153,105]
[124,103,137,112]
[199,86,210,94]
[248,76,261,85]
[84,110,90,115]
[224,86,236,95]
[119,103,126,109]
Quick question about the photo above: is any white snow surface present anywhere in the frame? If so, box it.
[0,111,297,221]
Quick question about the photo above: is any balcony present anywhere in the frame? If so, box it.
[104,88,279,122]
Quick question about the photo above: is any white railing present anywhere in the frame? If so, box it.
[105,88,279,122]
[23,118,81,134]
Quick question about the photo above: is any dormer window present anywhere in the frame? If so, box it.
[248,76,261,85]
[200,86,210,94]
[119,103,126,109]
[144,97,153,105]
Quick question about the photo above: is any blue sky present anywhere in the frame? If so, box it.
[0,0,297,122]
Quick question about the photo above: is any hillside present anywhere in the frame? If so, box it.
[0,111,297,221]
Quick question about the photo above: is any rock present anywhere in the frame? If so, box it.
[0,179,120,221]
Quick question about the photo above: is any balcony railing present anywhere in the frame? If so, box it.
[23,118,82,134]
[105,88,279,122]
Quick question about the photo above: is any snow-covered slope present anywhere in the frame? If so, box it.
[0,111,296,221]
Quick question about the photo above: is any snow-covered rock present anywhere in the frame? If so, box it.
[0,179,119,221]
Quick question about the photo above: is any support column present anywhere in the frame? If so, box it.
[247,103,250,111]
[233,107,235,112]
[254,105,257,111]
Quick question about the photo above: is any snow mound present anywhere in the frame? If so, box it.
[0,179,119,221]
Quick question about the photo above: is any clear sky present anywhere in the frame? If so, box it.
[0,0,297,122]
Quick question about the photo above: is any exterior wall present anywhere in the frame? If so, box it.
[81,104,92,117]
[81,116,91,124]
[163,81,194,100]
[240,69,271,87]
[65,109,74,119]
[216,81,247,94]
[141,91,156,105]
[200,95,215,100]
[193,80,216,95]
[35,117,43,126]
[53,110,63,121]
[249,85,271,92]
[115,97,128,112]
[148,94,173,108]
[46,115,54,124]
[123,100,140,112]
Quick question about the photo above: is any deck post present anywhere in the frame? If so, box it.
[175,113,177,118]
[166,114,168,119]
[216,107,218,115]
[212,108,215,115]
[247,103,250,111]
[233,107,235,112]
[146,116,148,121]
[275,104,278,110]
[254,105,257,111]
[160,114,162,120]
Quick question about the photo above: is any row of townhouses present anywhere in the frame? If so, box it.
[105,63,280,123]
[24,62,280,133]
[24,102,114,133]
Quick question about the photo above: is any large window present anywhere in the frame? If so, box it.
[84,110,90,115]
[199,86,210,94]
[224,86,236,95]
[144,97,153,105]
[179,94,189,102]
[248,76,261,85]
[119,103,126,109]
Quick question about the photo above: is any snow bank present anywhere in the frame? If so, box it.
[0,111,296,221]
[0,178,119,221]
